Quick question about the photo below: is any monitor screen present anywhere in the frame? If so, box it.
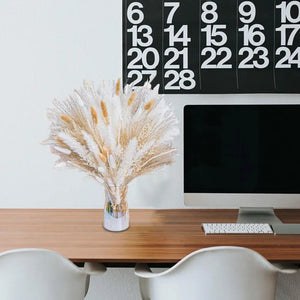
[184,105,300,194]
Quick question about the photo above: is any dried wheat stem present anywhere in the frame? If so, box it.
[98,153,107,163]
[102,146,109,158]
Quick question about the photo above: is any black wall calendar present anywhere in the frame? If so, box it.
[122,0,300,93]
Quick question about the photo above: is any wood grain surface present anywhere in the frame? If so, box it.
[0,209,299,263]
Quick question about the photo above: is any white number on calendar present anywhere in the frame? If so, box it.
[201,25,227,46]
[165,70,196,90]
[275,47,300,68]
[239,1,256,23]
[239,47,269,69]
[127,2,144,24]
[164,25,191,46]
[127,48,159,69]
[164,2,180,24]
[201,2,218,23]
[201,47,232,69]
[127,25,153,47]
[164,48,188,69]
[128,70,157,86]
[276,1,300,23]
[239,24,265,46]
[276,25,300,46]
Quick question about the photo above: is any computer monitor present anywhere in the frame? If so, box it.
[184,104,300,222]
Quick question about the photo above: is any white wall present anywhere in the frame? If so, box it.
[0,1,298,299]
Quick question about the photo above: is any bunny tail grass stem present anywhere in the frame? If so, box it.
[90,106,98,124]
[100,100,109,125]
[116,78,121,95]
[127,92,136,106]
[60,114,72,124]
[144,99,155,111]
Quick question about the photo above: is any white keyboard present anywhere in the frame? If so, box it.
[202,223,274,234]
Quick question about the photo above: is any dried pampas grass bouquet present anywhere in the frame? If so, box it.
[44,79,179,231]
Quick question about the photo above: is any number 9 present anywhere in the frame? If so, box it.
[239,1,256,23]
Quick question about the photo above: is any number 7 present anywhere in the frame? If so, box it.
[164,2,180,24]
[142,70,157,83]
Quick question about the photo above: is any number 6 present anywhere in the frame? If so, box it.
[127,2,144,24]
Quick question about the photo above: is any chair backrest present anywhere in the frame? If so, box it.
[0,248,88,300]
[138,246,286,300]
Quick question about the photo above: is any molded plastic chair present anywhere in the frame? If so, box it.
[0,248,106,300]
[135,246,297,300]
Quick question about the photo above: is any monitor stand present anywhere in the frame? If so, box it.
[237,207,282,224]
[237,207,300,234]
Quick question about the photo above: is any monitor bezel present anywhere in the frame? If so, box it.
[183,103,300,208]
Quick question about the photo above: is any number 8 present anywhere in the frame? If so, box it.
[179,70,196,89]
[201,2,218,24]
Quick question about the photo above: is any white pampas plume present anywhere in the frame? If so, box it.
[58,132,96,167]
[97,121,116,152]
[81,130,100,157]
[158,127,180,145]
[116,138,137,185]
[98,167,105,174]
[135,141,155,161]
[72,90,85,107]
[95,176,104,184]
[106,125,116,151]
[58,133,84,156]
[141,149,176,168]
[53,146,71,155]
[54,161,67,168]
[108,154,117,170]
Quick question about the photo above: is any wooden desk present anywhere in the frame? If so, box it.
[0,209,299,264]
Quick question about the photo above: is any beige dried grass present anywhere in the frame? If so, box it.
[44,80,179,202]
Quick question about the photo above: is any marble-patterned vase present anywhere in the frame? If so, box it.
[103,185,129,232]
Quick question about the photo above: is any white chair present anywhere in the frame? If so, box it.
[0,248,106,300]
[135,246,297,300]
